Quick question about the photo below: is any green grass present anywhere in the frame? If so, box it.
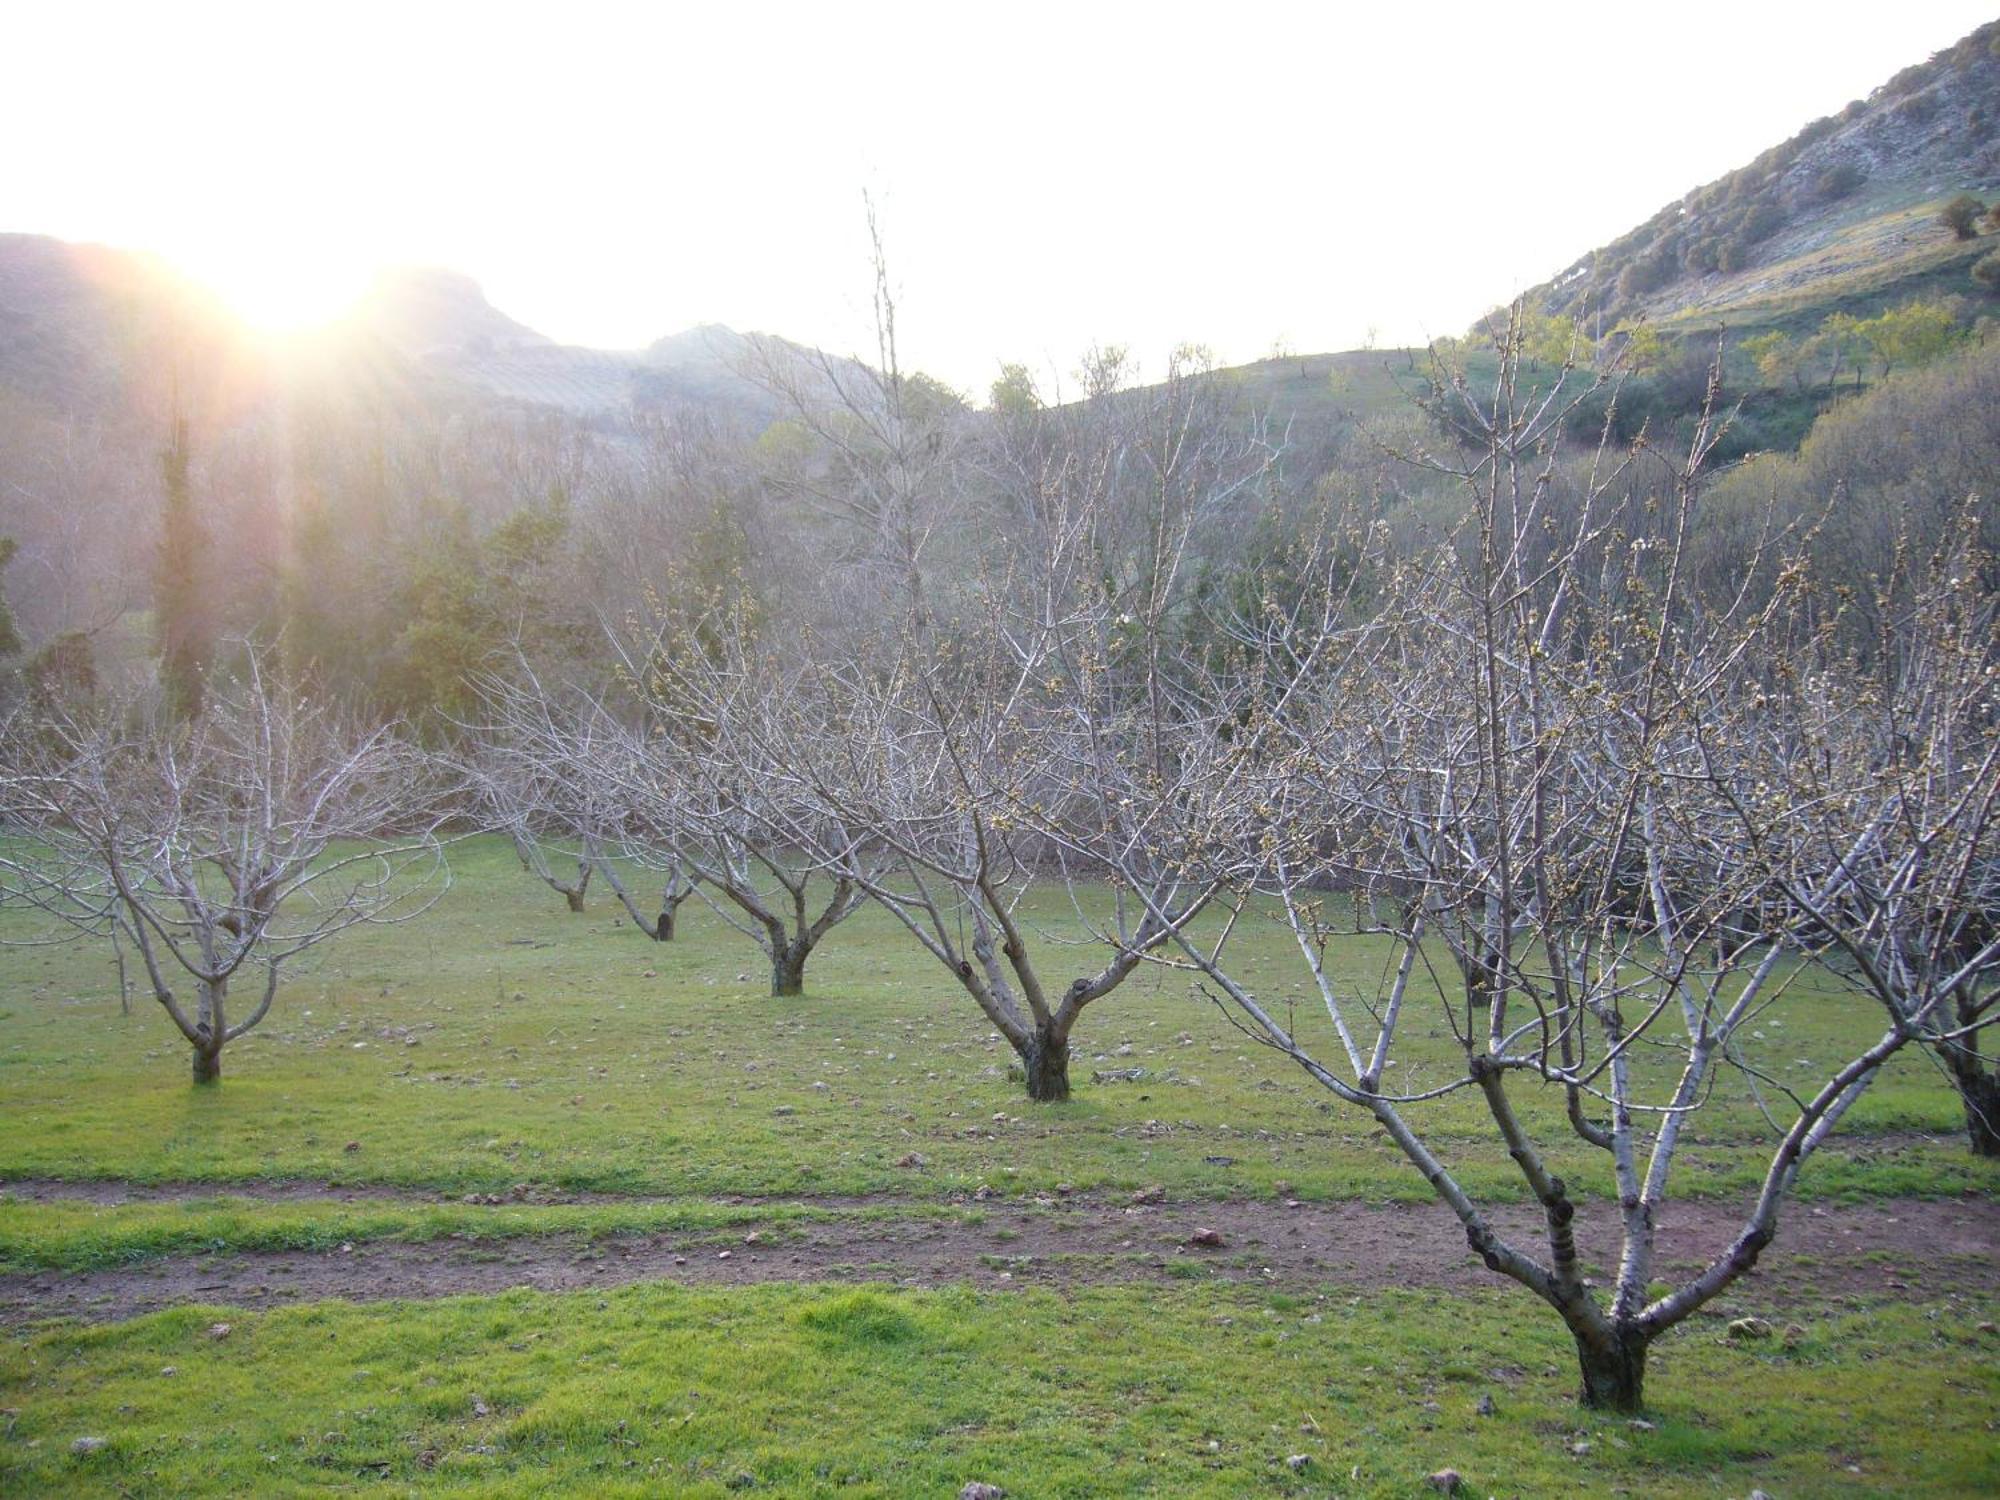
[0,836,1989,1273]
[2,837,1994,1495]
[4,1281,1994,1497]
[0,1193,969,1275]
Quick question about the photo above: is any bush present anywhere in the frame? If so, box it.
[1973,250,2000,294]
[1940,194,1986,239]
[1737,198,1787,243]
[1816,162,1865,201]
[1892,90,1938,124]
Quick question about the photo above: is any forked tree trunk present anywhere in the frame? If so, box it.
[1023,1026,1072,1103]
[771,944,808,997]
[564,887,586,913]
[653,908,675,941]
[1572,1323,1649,1412]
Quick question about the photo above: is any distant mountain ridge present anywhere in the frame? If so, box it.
[0,236,830,427]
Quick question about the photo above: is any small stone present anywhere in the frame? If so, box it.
[1188,1227,1226,1248]
[642,970,656,979]
[1568,1439,1592,1456]
[205,1322,232,1341]
[159,1366,177,1377]
[1425,1469,1464,1495]
[1286,1454,1310,1472]
[1976,1322,1998,1336]
[743,1231,762,1245]
[70,1436,108,1456]
[1475,1394,1496,1417]
[773,1105,795,1116]
[1628,1418,1657,1432]
[1748,1491,1775,1500]
[471,1397,491,1417]
[717,1249,733,1260]
[725,1471,756,1490]
[1727,1316,1774,1340]
[343,1141,361,1153]
[894,1152,927,1169]
[1131,1185,1166,1205]
[959,1485,1006,1500]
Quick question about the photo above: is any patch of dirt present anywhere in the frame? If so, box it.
[2,1189,1993,1326]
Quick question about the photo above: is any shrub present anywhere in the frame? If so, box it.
[1816,162,1865,201]
[1940,193,1987,239]
[1973,250,2000,294]
[1892,90,1937,124]
[1737,198,1787,243]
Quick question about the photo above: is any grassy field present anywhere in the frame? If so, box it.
[2,839,1982,1207]
[6,1283,1996,1497]
[2,836,1995,1494]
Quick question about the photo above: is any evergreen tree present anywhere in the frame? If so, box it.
[155,413,211,717]
[0,536,21,660]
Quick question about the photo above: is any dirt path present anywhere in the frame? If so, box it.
[4,1187,1994,1326]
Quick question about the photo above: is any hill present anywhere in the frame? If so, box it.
[1527,20,2000,337]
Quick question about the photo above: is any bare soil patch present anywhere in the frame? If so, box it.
[3,1186,1993,1326]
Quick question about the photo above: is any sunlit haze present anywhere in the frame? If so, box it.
[6,1,1995,386]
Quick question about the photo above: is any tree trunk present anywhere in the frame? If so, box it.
[1023,1028,1072,1103]
[653,908,674,942]
[1572,1325,1649,1412]
[1951,1062,2000,1158]
[564,887,586,913]
[771,944,807,997]
[192,977,226,1086]
[191,1036,223,1085]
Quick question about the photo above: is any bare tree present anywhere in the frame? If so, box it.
[0,650,448,1084]
[460,716,604,915]
[601,636,871,996]
[1117,312,1993,1410]
[679,343,1277,1098]
[1716,518,2000,1153]
[477,661,861,991]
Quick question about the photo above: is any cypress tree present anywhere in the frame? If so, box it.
[155,413,211,717]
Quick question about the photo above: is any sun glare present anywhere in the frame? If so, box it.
[197,251,369,334]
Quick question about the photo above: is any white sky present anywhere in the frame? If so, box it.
[5,1,1994,391]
